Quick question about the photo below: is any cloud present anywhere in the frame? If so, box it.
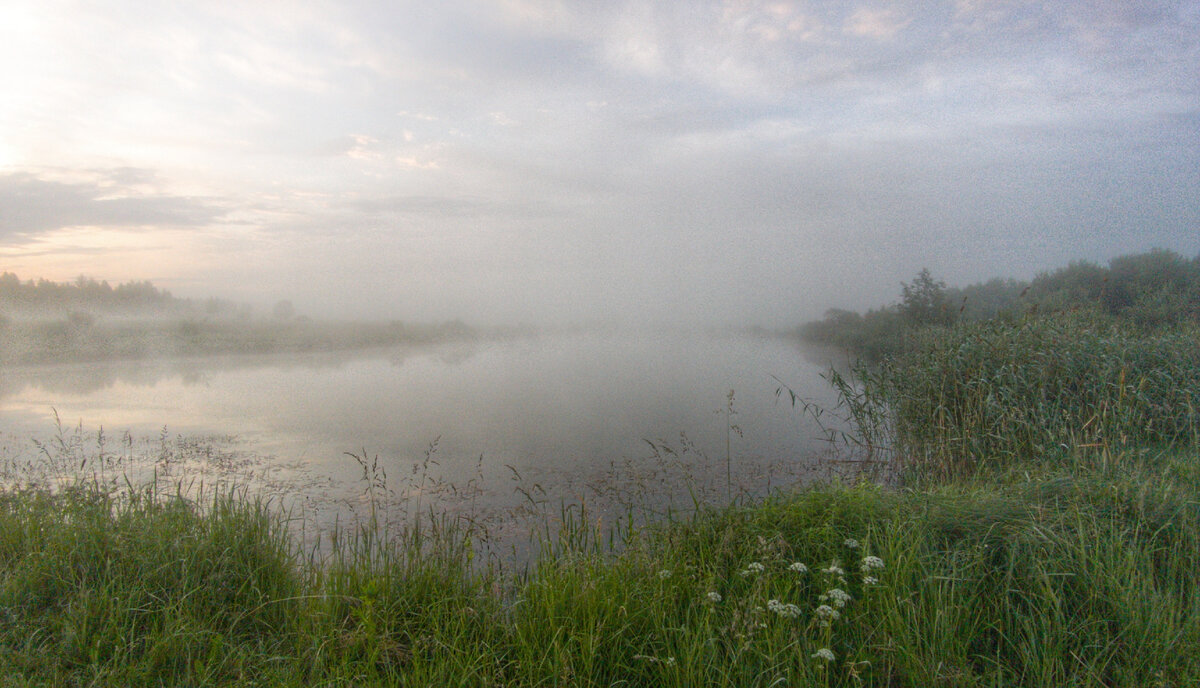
[342,194,518,219]
[843,7,912,39]
[1,0,1197,323]
[0,171,226,239]
[344,135,383,160]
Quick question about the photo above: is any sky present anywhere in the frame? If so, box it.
[1,0,1198,326]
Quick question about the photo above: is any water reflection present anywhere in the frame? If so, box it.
[0,331,845,548]
[0,340,485,400]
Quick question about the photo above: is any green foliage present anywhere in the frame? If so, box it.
[798,307,908,362]
[899,267,955,327]
[1028,259,1109,308]
[800,249,1200,361]
[0,444,1197,686]
[799,267,957,362]
[0,483,300,685]
[876,314,1200,479]
[945,277,1027,321]
[1021,248,1200,326]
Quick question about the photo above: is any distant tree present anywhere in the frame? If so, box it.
[798,249,1200,361]
[113,280,168,307]
[798,308,863,345]
[1028,260,1109,310]
[0,273,20,305]
[272,300,296,320]
[821,308,863,328]
[1104,249,1200,325]
[854,308,907,361]
[946,277,1028,321]
[1105,249,1192,311]
[900,268,954,326]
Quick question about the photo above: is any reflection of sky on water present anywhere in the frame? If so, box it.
[0,333,842,517]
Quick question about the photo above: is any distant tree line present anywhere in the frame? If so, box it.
[799,248,1200,361]
[0,273,244,318]
[0,272,491,364]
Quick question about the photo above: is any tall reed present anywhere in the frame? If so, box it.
[877,313,1200,479]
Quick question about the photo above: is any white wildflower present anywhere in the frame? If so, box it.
[814,604,840,627]
[657,569,672,580]
[766,599,803,618]
[822,562,846,577]
[812,647,836,662]
[863,576,880,586]
[860,555,885,572]
[844,538,860,549]
[706,591,722,603]
[788,562,808,573]
[820,588,852,608]
[740,561,766,576]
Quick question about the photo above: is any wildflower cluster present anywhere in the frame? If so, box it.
[814,604,840,627]
[766,599,803,618]
[739,561,766,577]
[860,555,884,572]
[820,588,851,608]
[811,647,836,662]
[860,555,885,586]
[713,543,886,675]
[820,559,849,576]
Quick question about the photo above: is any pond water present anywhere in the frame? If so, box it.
[0,330,851,550]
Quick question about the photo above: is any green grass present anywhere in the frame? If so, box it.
[0,448,1195,686]
[1,313,1197,686]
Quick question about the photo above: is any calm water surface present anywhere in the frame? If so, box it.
[0,330,844,529]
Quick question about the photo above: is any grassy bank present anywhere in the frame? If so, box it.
[2,454,1195,686]
[1,315,1198,686]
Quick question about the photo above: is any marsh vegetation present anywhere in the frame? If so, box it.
[798,248,1200,362]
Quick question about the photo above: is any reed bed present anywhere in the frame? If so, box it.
[880,314,1200,480]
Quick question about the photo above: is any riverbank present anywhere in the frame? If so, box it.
[1,447,1194,686]
[1,315,1197,686]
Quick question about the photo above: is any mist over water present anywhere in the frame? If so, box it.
[0,330,844,525]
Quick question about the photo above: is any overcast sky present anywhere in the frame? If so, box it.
[1,0,1197,325]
